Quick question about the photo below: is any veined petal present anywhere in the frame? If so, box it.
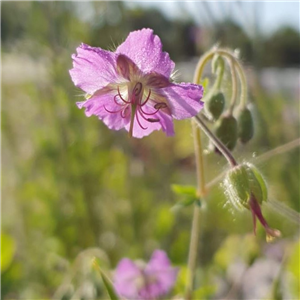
[70,43,118,94]
[156,110,175,136]
[116,28,175,78]
[160,83,204,119]
[144,72,170,89]
[116,54,142,81]
[77,92,130,130]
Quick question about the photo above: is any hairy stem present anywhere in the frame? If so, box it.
[185,48,243,299]
[194,115,238,168]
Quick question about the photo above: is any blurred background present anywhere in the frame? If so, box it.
[1,1,299,299]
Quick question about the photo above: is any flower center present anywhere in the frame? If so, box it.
[104,81,168,136]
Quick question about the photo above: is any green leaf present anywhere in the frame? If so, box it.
[171,184,197,197]
[92,258,119,300]
[171,184,199,209]
[1,233,16,273]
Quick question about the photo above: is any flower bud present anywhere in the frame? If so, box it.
[224,163,280,241]
[215,114,238,151]
[224,163,267,210]
[205,92,225,121]
[237,107,254,144]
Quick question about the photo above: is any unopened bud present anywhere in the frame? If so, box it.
[215,114,238,151]
[224,163,268,210]
[224,163,279,240]
[237,108,254,144]
[205,92,225,121]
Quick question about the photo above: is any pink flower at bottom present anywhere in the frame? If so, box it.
[114,250,178,300]
[69,28,203,138]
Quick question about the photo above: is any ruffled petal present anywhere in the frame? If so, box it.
[116,28,175,78]
[77,92,130,130]
[114,258,141,299]
[69,43,118,94]
[160,83,204,119]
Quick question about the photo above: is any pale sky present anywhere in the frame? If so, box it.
[125,1,300,35]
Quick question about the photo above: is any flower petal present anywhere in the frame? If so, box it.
[116,54,142,81]
[114,258,141,299]
[143,250,178,297]
[77,91,130,130]
[116,28,175,78]
[69,43,118,94]
[160,83,204,119]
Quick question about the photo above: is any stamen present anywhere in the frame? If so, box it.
[138,105,160,116]
[135,111,148,130]
[104,105,123,114]
[114,94,122,106]
[117,87,131,104]
[137,107,160,124]
[147,118,160,123]
[154,102,167,109]
[121,106,130,118]
[140,90,152,106]
[134,82,143,96]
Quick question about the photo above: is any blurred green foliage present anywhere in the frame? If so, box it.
[1,2,299,299]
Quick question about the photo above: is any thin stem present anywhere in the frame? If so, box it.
[185,123,206,300]
[185,48,243,299]
[194,115,238,168]
[228,57,238,115]
[255,138,300,164]
[193,48,248,108]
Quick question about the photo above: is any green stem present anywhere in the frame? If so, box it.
[185,122,206,300]
[228,58,238,115]
[185,48,243,299]
[194,48,248,108]
[194,115,238,168]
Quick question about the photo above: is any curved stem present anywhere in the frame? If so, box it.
[228,57,238,115]
[194,48,248,108]
[194,115,238,168]
[185,48,243,299]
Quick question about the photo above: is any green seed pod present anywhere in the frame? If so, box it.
[237,108,254,144]
[205,92,225,121]
[215,114,238,151]
[224,163,268,210]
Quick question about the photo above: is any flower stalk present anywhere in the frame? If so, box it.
[186,47,246,299]
[194,47,248,108]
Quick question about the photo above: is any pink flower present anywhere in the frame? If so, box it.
[70,28,204,138]
[114,250,178,300]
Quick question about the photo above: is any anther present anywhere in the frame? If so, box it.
[147,118,160,123]
[154,103,167,109]
[134,82,143,96]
